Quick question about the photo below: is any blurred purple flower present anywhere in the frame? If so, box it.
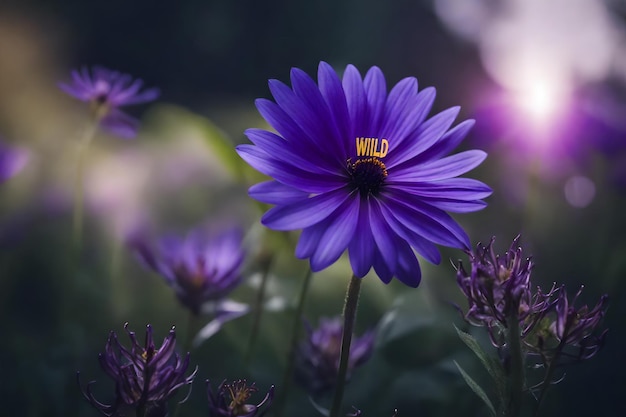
[206,379,274,417]
[0,140,28,183]
[237,61,491,287]
[456,236,559,347]
[295,317,375,395]
[78,324,196,417]
[59,66,159,138]
[130,227,249,345]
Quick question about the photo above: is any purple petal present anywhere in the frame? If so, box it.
[318,62,351,156]
[368,199,398,277]
[383,193,470,249]
[391,150,487,182]
[416,119,476,161]
[363,66,387,133]
[394,239,422,287]
[387,106,459,168]
[261,189,350,231]
[348,202,375,277]
[236,144,345,193]
[342,65,368,137]
[310,196,360,271]
[248,180,310,204]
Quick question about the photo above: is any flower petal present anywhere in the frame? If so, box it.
[310,196,360,271]
[391,150,487,182]
[262,189,350,231]
[249,180,310,204]
[348,202,375,277]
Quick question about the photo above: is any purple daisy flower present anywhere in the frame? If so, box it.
[236,62,490,287]
[59,66,159,138]
[0,140,28,183]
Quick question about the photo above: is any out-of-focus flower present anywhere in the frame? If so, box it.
[206,379,274,417]
[456,236,558,347]
[78,324,196,417]
[130,227,245,315]
[295,317,375,395]
[544,286,608,362]
[0,140,28,183]
[59,66,159,138]
[237,61,490,287]
[130,227,249,345]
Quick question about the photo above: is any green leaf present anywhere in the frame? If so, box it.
[454,360,497,417]
[454,325,506,391]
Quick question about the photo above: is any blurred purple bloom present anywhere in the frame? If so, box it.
[295,317,375,395]
[237,61,491,287]
[0,141,28,183]
[78,324,196,417]
[206,379,274,417]
[456,236,558,347]
[130,227,245,316]
[59,66,159,138]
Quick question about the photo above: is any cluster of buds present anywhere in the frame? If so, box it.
[78,324,196,417]
[295,317,375,396]
[456,237,608,366]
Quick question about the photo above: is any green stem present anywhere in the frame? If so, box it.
[506,316,524,417]
[329,275,362,417]
[244,253,273,367]
[275,267,313,417]
[72,121,98,246]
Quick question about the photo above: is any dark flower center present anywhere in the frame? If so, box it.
[347,157,388,197]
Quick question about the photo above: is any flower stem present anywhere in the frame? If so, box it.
[275,267,313,417]
[506,316,524,417]
[329,274,362,417]
[72,121,98,247]
[244,252,274,367]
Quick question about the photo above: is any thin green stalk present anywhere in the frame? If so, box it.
[72,121,98,246]
[506,316,524,417]
[244,253,274,367]
[329,274,362,417]
[275,267,313,417]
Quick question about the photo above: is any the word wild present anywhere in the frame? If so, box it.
[356,137,389,158]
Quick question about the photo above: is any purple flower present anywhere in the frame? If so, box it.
[295,317,375,395]
[0,140,28,183]
[456,236,558,347]
[78,324,196,417]
[237,62,490,286]
[59,66,159,138]
[130,227,246,316]
[206,379,274,417]
[546,286,608,362]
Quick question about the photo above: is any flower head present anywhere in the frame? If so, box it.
[0,140,28,183]
[78,324,196,417]
[295,317,375,395]
[546,285,608,362]
[207,379,274,417]
[130,227,246,316]
[456,236,559,347]
[59,66,159,138]
[237,62,490,286]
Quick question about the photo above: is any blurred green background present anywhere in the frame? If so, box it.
[0,0,624,416]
